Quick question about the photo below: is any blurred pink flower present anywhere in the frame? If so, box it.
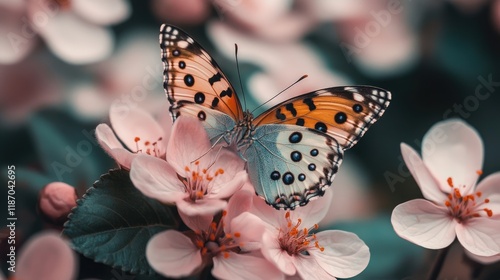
[2,231,77,280]
[151,0,211,25]
[0,55,62,124]
[251,190,370,280]
[130,116,247,216]
[69,30,166,120]
[96,101,171,169]
[392,119,500,257]
[39,181,77,224]
[0,0,130,64]
[146,191,283,279]
[207,21,350,107]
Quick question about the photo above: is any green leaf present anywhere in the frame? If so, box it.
[64,169,179,275]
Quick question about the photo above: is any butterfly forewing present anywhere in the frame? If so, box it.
[160,24,243,121]
[253,86,391,150]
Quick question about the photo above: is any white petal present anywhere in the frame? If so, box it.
[17,232,76,280]
[401,143,447,203]
[36,12,112,64]
[230,212,266,246]
[456,216,500,257]
[178,209,213,232]
[292,255,337,280]
[422,119,483,193]
[146,230,202,278]
[391,199,457,249]
[72,0,131,25]
[309,230,369,278]
[213,253,285,280]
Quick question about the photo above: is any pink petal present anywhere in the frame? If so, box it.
[229,212,266,249]
[213,252,285,280]
[110,103,166,156]
[95,123,135,168]
[422,119,483,194]
[166,116,212,174]
[391,199,457,249]
[146,230,202,278]
[261,230,296,275]
[475,172,500,215]
[17,232,76,280]
[225,190,254,225]
[292,188,334,229]
[292,255,337,280]
[210,170,247,199]
[456,216,500,257]
[401,143,447,203]
[308,230,369,278]
[130,155,186,204]
[176,197,228,217]
[178,209,213,232]
[34,11,113,64]
[72,0,131,25]
[466,250,500,264]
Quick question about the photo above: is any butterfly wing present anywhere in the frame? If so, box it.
[159,24,243,123]
[246,125,343,209]
[253,86,391,150]
[248,86,390,209]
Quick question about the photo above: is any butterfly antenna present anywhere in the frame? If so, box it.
[190,134,226,164]
[234,44,247,111]
[251,75,308,114]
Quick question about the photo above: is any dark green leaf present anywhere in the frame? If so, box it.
[64,169,179,275]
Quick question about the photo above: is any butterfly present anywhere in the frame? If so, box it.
[159,24,391,210]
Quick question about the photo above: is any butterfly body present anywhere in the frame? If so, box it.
[160,24,391,209]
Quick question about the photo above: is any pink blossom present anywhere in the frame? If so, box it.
[0,0,130,64]
[392,119,500,257]
[6,231,77,280]
[146,191,283,279]
[96,101,171,169]
[39,181,77,223]
[251,190,370,280]
[130,116,247,216]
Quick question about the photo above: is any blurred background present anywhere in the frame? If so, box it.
[1,0,499,279]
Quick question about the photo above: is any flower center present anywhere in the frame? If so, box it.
[133,136,163,157]
[182,162,225,201]
[444,175,493,223]
[278,211,324,256]
[193,211,242,259]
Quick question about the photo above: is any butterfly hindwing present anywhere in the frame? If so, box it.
[160,24,243,121]
[245,124,343,209]
[253,86,391,150]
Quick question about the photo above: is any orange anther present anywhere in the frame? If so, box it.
[134,137,140,142]
[234,232,241,238]
[477,170,483,175]
[447,177,454,187]
[485,208,493,217]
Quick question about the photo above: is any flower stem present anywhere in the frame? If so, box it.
[427,246,450,280]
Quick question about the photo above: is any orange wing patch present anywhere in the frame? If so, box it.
[160,24,243,121]
[253,87,391,149]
